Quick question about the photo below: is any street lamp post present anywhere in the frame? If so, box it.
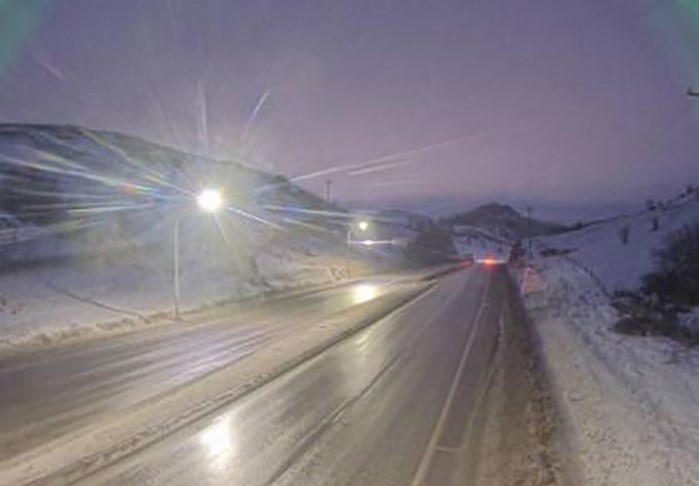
[173,212,183,319]
[173,188,224,320]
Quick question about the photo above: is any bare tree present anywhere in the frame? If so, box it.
[619,224,631,245]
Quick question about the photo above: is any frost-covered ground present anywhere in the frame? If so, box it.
[520,192,699,485]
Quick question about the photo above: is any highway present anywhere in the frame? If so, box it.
[0,265,525,486]
[64,265,508,486]
[0,275,420,463]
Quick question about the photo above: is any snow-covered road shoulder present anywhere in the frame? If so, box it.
[520,257,699,486]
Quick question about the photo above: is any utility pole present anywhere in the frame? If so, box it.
[173,213,182,320]
[325,178,333,202]
[526,206,533,258]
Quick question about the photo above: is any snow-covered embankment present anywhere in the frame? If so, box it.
[520,256,699,485]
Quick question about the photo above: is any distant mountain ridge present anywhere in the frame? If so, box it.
[443,202,569,241]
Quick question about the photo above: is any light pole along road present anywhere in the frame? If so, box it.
[173,188,225,319]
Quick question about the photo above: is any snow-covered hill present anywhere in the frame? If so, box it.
[538,190,699,291]
[0,124,389,348]
[0,124,344,250]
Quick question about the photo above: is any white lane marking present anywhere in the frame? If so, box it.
[410,271,492,486]
[433,446,460,452]
[454,309,506,451]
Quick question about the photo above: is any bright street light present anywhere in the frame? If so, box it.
[197,188,224,213]
[346,219,371,245]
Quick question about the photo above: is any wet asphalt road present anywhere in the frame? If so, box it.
[0,275,412,460]
[72,265,507,486]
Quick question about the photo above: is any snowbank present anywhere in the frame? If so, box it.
[520,257,699,485]
[0,234,383,351]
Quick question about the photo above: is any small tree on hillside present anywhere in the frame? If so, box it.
[405,224,456,264]
[641,223,699,308]
[619,224,631,245]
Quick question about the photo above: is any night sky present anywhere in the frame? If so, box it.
[1,0,699,219]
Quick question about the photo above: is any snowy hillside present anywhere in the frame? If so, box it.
[538,191,699,291]
[0,124,389,348]
[519,189,699,484]
[0,124,343,245]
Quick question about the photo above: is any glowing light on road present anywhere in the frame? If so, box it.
[349,239,394,246]
[197,188,224,213]
[199,416,235,470]
[358,220,369,231]
[352,284,380,304]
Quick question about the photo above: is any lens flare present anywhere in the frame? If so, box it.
[197,188,224,213]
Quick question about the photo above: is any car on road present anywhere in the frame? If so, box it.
[458,253,475,267]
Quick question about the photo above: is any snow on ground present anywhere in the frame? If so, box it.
[0,250,344,350]
[520,249,699,485]
[518,191,699,484]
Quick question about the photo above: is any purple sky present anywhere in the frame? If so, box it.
[1,0,699,219]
